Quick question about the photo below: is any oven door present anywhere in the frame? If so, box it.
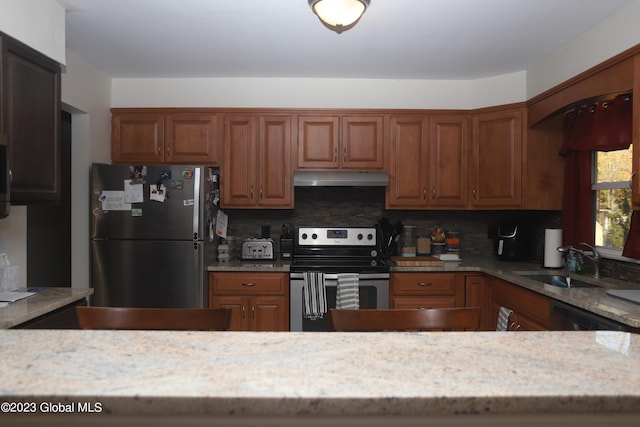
[289,272,389,331]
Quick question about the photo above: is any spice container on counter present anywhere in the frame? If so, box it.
[446,230,461,255]
[400,225,417,257]
[416,236,431,256]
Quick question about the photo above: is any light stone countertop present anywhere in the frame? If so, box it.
[0,287,93,329]
[0,329,638,419]
[208,256,640,328]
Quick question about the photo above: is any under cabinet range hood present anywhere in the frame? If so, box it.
[293,170,389,187]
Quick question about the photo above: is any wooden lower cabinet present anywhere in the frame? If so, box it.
[209,272,289,331]
[390,273,464,309]
[464,274,491,331]
[489,277,551,331]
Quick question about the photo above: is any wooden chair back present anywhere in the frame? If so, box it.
[77,306,232,331]
[329,308,481,332]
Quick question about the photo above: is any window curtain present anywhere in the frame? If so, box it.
[560,94,632,249]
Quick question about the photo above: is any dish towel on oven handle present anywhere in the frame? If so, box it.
[336,273,360,309]
[303,271,327,319]
[496,306,513,331]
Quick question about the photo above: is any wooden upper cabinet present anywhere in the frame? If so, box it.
[2,34,61,203]
[342,116,384,169]
[111,111,219,165]
[470,108,523,208]
[386,116,429,208]
[429,116,468,208]
[386,115,468,209]
[297,115,339,168]
[165,113,218,164]
[222,115,257,207]
[297,115,384,169]
[112,113,165,164]
[221,114,292,209]
[258,115,292,207]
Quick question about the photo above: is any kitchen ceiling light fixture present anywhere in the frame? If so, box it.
[308,0,370,34]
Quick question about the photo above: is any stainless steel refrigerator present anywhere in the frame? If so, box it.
[90,163,213,308]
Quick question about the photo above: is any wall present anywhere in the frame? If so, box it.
[0,0,65,64]
[527,0,640,98]
[111,72,527,111]
[60,50,112,288]
[0,206,27,289]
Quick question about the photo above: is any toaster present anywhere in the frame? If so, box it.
[241,238,275,260]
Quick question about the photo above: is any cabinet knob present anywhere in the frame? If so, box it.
[334,147,338,163]
[417,282,432,287]
[250,185,254,199]
[241,282,257,287]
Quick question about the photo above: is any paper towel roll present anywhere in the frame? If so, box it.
[544,229,563,268]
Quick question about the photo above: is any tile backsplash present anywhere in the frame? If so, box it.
[220,187,560,260]
[216,186,640,283]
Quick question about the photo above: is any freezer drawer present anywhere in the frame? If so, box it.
[91,239,205,308]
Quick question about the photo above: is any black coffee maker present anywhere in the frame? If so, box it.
[489,223,532,261]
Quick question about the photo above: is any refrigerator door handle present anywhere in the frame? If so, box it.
[193,167,201,241]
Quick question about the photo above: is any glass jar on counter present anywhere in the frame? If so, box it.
[400,225,417,257]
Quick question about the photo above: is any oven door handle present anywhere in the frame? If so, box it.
[290,272,389,280]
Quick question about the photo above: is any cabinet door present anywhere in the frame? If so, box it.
[297,115,340,168]
[112,113,165,164]
[212,295,249,331]
[252,296,288,331]
[429,116,468,208]
[165,113,218,164]
[470,109,522,208]
[386,116,429,208]
[221,115,257,207]
[342,116,384,169]
[464,274,490,330]
[258,116,292,207]
[2,36,61,202]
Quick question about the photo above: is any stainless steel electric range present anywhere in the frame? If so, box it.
[289,226,390,331]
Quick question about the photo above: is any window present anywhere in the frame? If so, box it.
[593,145,632,253]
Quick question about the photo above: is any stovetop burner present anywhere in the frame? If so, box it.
[291,226,390,274]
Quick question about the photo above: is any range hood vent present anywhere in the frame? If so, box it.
[293,170,389,187]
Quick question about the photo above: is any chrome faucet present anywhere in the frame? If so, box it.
[557,243,601,279]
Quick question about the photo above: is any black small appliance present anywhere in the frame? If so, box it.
[490,223,531,261]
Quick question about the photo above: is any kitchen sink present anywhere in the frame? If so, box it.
[517,274,600,288]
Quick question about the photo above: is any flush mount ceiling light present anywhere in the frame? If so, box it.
[308,0,371,34]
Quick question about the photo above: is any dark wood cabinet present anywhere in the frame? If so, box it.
[1,33,61,203]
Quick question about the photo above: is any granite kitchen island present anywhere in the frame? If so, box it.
[1,329,638,426]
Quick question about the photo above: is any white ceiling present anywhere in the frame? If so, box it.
[63,0,633,80]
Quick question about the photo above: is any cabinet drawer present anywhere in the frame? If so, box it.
[211,272,287,295]
[391,273,456,295]
[392,296,456,309]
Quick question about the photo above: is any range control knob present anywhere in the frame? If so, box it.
[301,233,308,240]
[357,233,363,240]
[367,233,374,241]
[312,233,318,240]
